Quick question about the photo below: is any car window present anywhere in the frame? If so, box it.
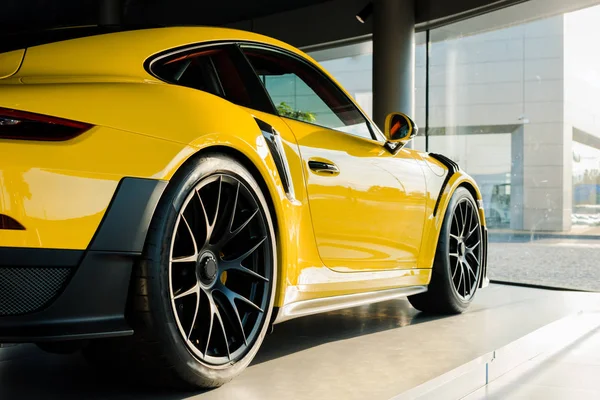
[152,46,273,113]
[242,47,374,140]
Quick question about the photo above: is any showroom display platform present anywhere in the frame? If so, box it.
[1,284,599,400]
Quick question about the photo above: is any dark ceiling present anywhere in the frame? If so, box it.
[0,0,332,34]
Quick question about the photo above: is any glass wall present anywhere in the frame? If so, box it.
[427,2,600,291]
[310,33,427,151]
[310,1,600,292]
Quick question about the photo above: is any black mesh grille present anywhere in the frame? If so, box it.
[0,267,72,316]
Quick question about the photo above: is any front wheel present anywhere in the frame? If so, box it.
[85,153,277,389]
[409,187,483,314]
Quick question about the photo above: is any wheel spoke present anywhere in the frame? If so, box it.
[214,175,223,227]
[467,240,481,252]
[456,262,464,294]
[231,236,267,263]
[217,285,263,313]
[464,259,477,278]
[221,288,248,346]
[174,283,199,300]
[231,209,259,239]
[467,224,479,240]
[465,260,472,293]
[227,182,241,232]
[187,289,201,340]
[214,304,231,360]
[467,253,481,267]
[218,207,260,247]
[464,204,472,234]
[210,176,227,238]
[223,262,269,282]
[172,254,198,263]
[452,214,460,236]
[450,233,460,241]
[449,252,459,258]
[204,306,215,356]
[180,213,198,256]
[452,256,460,279]
[195,189,212,244]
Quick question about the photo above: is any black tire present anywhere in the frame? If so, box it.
[36,340,87,355]
[84,153,277,390]
[408,187,483,314]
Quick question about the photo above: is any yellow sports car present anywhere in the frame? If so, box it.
[0,26,488,388]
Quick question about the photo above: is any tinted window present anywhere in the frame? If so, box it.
[242,47,374,140]
[152,46,273,113]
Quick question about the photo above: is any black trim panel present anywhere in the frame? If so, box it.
[0,248,83,268]
[479,226,489,288]
[0,251,135,342]
[89,177,167,253]
[0,214,25,231]
[254,117,295,198]
[429,153,459,216]
[0,177,168,342]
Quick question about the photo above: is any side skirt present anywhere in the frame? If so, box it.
[273,286,428,324]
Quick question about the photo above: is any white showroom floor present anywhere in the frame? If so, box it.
[1,284,599,400]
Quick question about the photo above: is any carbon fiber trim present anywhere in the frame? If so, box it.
[0,267,72,316]
[429,153,460,216]
[254,117,296,200]
[479,226,489,288]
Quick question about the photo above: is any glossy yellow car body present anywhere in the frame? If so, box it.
[0,26,485,314]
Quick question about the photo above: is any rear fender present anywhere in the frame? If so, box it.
[0,82,298,306]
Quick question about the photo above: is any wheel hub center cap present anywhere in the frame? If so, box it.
[198,252,218,285]
[459,242,466,257]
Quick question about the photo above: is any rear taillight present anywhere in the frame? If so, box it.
[0,107,92,141]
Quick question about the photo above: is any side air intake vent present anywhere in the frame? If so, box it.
[0,214,25,230]
[428,153,460,216]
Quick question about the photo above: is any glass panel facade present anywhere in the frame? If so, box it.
[310,2,600,292]
[429,3,600,291]
[311,32,427,147]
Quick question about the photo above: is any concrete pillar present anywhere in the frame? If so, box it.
[372,0,415,130]
[511,16,571,232]
[99,0,122,25]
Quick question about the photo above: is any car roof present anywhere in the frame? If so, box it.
[10,25,311,81]
[0,25,296,53]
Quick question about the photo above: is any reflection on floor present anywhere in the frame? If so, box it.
[464,322,600,399]
[1,284,599,400]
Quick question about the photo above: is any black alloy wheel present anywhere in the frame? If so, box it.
[83,153,277,389]
[448,197,482,301]
[408,187,482,314]
[169,173,273,365]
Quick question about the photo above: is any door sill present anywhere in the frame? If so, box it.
[274,286,427,324]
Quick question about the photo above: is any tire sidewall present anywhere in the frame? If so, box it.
[144,153,277,385]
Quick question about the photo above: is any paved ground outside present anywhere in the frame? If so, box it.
[488,236,600,292]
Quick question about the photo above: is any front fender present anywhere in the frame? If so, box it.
[417,153,486,281]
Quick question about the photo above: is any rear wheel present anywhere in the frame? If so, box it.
[409,187,483,314]
[84,153,277,389]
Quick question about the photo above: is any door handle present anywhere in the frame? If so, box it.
[308,160,340,175]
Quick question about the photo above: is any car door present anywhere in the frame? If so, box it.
[241,46,428,272]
